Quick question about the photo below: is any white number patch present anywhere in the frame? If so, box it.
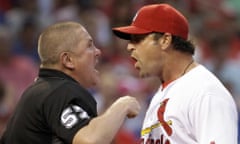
[61,105,90,129]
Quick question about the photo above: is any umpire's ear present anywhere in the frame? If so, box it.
[60,52,74,70]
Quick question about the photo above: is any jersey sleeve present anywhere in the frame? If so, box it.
[42,83,97,144]
[189,89,238,144]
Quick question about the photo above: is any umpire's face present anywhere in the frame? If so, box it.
[64,26,102,88]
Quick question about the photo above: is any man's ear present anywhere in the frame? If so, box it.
[158,33,172,50]
[60,52,74,69]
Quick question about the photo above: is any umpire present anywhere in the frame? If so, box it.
[0,21,140,144]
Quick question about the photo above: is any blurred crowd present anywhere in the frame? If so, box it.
[0,0,240,143]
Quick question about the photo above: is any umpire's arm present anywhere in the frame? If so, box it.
[72,96,140,144]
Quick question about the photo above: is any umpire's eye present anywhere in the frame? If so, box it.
[130,34,148,44]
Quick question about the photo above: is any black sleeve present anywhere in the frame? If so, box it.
[43,83,96,144]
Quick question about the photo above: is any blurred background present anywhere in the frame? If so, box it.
[0,0,239,143]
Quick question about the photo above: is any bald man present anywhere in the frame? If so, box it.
[0,21,140,144]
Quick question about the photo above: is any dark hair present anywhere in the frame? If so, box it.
[153,33,195,55]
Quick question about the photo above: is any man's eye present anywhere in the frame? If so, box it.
[131,38,141,43]
[87,40,95,49]
[87,43,94,49]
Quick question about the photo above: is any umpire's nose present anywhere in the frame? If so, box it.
[94,46,101,57]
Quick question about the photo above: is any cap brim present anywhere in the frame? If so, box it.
[112,25,151,40]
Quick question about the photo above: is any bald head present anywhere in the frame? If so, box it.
[38,21,84,67]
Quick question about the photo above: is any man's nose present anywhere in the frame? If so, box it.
[127,43,136,52]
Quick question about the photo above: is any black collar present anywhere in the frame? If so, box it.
[38,68,78,84]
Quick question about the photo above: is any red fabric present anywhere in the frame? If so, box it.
[115,129,137,144]
[0,0,12,12]
[229,37,240,59]
[113,4,189,40]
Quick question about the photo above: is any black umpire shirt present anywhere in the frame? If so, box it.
[0,69,97,144]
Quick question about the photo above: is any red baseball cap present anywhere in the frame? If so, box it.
[112,4,189,40]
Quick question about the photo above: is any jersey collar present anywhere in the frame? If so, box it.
[38,68,78,84]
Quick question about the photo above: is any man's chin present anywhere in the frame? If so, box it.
[92,76,100,86]
[139,72,149,79]
[84,76,99,89]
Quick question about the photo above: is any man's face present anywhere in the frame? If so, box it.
[127,33,165,78]
[70,28,101,88]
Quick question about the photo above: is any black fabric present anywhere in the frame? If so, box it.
[0,69,97,144]
[112,29,131,40]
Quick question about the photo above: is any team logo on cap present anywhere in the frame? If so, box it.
[132,11,139,22]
